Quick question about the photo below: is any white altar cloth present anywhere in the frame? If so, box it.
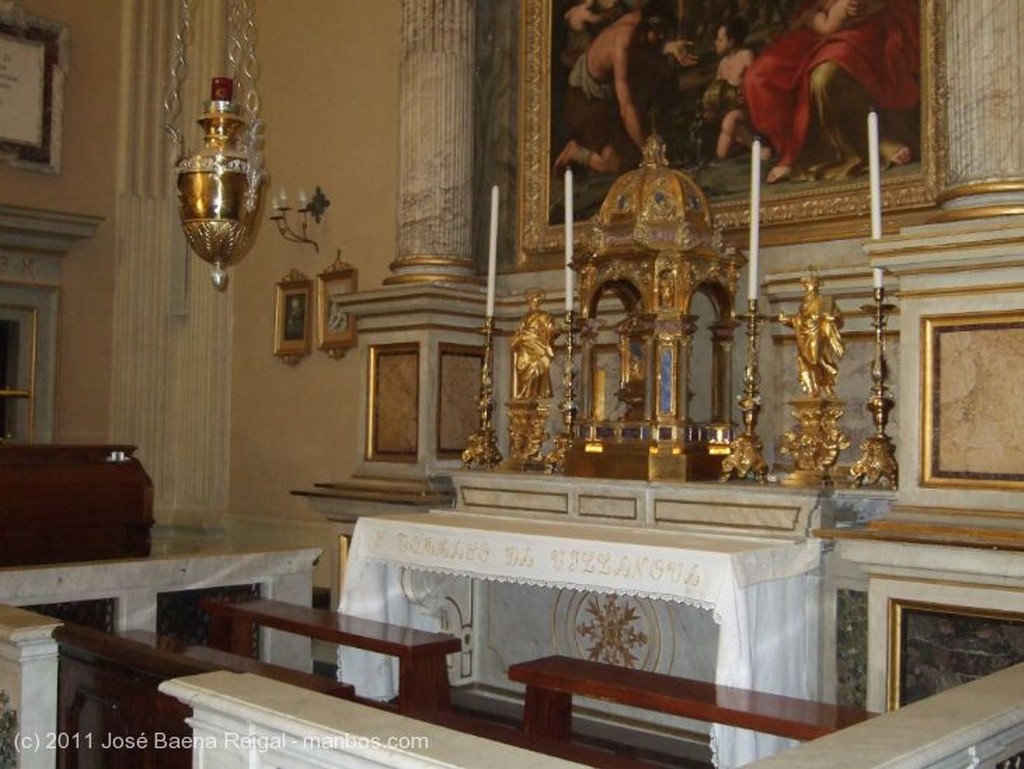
[339,511,822,768]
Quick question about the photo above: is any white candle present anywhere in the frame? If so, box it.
[276,189,287,209]
[748,138,761,300]
[564,168,574,313]
[486,185,499,317]
[868,110,884,288]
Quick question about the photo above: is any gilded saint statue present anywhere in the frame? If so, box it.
[778,273,844,398]
[511,289,558,401]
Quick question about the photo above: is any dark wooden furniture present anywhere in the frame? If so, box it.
[119,629,355,699]
[55,623,201,769]
[56,621,688,769]
[54,623,354,769]
[0,444,153,566]
[422,709,689,769]
[201,596,461,715]
[508,655,874,743]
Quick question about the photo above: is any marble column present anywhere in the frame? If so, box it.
[387,0,478,285]
[937,0,1024,219]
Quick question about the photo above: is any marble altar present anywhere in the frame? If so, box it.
[339,506,823,768]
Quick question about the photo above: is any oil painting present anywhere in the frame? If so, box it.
[316,256,358,359]
[519,0,943,262]
[273,269,312,365]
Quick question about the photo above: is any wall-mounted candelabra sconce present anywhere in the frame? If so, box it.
[270,186,330,253]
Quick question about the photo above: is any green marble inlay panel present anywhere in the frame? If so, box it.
[836,588,868,709]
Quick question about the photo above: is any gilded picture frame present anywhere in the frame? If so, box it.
[273,269,312,365]
[921,312,1024,490]
[517,0,946,265]
[316,256,358,359]
[0,11,68,173]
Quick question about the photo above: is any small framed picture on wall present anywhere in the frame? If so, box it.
[316,253,358,359]
[273,269,312,365]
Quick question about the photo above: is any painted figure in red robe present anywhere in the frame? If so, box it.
[742,0,920,184]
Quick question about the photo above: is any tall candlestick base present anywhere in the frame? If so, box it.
[462,316,503,469]
[850,287,898,488]
[545,311,577,474]
[721,299,769,483]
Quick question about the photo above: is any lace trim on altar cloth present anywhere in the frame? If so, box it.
[366,554,726,623]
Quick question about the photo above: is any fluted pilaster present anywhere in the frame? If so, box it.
[938,0,1024,219]
[110,0,231,520]
[387,0,477,285]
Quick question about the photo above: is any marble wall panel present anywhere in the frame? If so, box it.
[926,316,1024,484]
[894,601,1024,708]
[369,344,419,460]
[437,344,483,457]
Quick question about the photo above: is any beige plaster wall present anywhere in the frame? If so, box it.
[0,0,121,442]
[226,1,401,519]
[1,1,400,529]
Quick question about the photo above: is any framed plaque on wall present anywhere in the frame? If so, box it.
[0,10,68,173]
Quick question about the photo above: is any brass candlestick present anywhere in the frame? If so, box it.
[545,311,577,474]
[721,299,769,483]
[461,316,503,469]
[850,287,898,488]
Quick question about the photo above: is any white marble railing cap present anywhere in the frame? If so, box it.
[161,671,589,768]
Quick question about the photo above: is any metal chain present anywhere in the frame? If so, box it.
[162,0,264,210]
[235,0,264,212]
[226,0,242,81]
[237,0,260,120]
[163,0,196,157]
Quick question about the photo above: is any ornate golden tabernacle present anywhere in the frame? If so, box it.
[564,136,744,481]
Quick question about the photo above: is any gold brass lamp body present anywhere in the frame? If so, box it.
[176,80,262,290]
[164,0,267,289]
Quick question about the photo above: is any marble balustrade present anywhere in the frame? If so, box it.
[159,662,1024,769]
[0,606,61,769]
[0,548,320,669]
[0,548,320,768]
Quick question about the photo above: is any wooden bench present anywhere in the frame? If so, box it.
[119,629,355,699]
[421,708,680,769]
[200,596,461,715]
[508,655,874,743]
[55,623,350,769]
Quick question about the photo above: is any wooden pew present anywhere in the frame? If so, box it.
[54,623,354,769]
[59,622,674,769]
[119,629,355,699]
[508,655,874,743]
[200,596,461,715]
[421,709,684,769]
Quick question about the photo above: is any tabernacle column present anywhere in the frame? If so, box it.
[938,0,1024,219]
[388,0,477,285]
